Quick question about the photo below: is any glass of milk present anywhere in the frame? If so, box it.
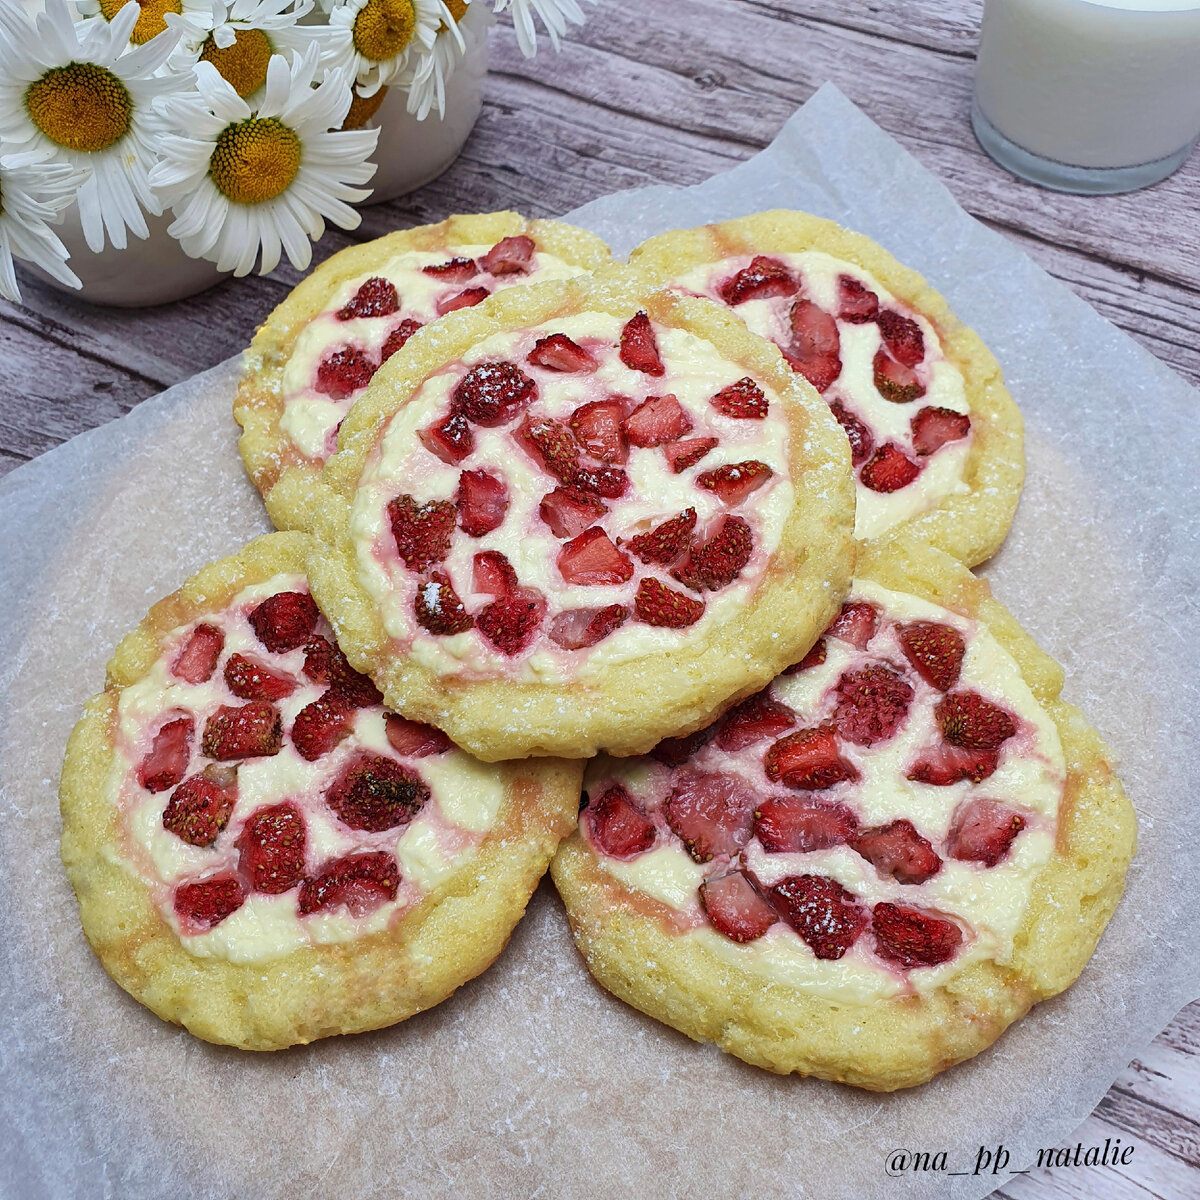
[972,0,1200,193]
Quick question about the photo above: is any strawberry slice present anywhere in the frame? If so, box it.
[906,743,999,786]
[172,623,224,684]
[763,726,858,791]
[873,348,925,404]
[539,486,608,539]
[946,798,1026,866]
[249,590,318,653]
[664,768,758,862]
[672,515,753,591]
[753,795,858,853]
[202,702,282,760]
[717,255,797,306]
[860,442,921,493]
[527,333,597,373]
[472,549,518,597]
[337,276,399,320]
[833,664,914,747]
[852,820,942,884]
[138,715,194,793]
[911,405,970,455]
[784,637,827,674]
[710,377,768,419]
[715,690,796,752]
[937,691,1017,750]
[162,766,238,847]
[423,256,476,280]
[414,570,473,635]
[568,398,627,463]
[784,299,841,392]
[388,494,456,572]
[238,801,307,893]
[325,751,430,832]
[381,319,422,362]
[477,588,546,655]
[623,508,696,567]
[583,783,656,859]
[872,902,961,968]
[437,286,490,314]
[298,851,400,916]
[573,464,631,498]
[696,460,773,505]
[173,876,245,933]
[455,469,508,537]
[314,346,376,400]
[634,577,705,628]
[452,360,536,427]
[836,274,879,323]
[664,437,718,473]
[898,621,966,691]
[517,414,580,483]
[828,400,874,468]
[622,394,693,447]
[547,604,628,650]
[291,691,355,762]
[419,408,474,464]
[481,234,534,275]
[300,635,381,707]
[618,311,664,376]
[557,527,634,586]
[770,874,867,960]
[877,309,925,366]
[385,713,455,757]
[223,653,296,702]
[825,600,878,649]
[700,872,777,943]
[650,724,714,767]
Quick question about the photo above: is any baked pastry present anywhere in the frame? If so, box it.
[307,267,856,762]
[59,532,581,1050]
[629,211,1024,566]
[550,539,1135,1090]
[235,212,611,531]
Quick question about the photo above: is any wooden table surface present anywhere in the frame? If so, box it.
[3,1,1196,1195]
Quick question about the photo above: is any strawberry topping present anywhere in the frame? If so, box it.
[825,600,878,649]
[664,769,758,862]
[715,691,796,752]
[337,276,399,320]
[701,871,777,943]
[547,604,629,650]
[672,514,753,591]
[937,691,1017,750]
[872,348,925,404]
[754,795,858,854]
[477,588,546,655]
[877,309,925,367]
[946,798,1025,866]
[385,713,455,757]
[137,715,194,793]
[237,801,307,893]
[298,851,400,917]
[786,638,828,674]
[833,664,914,746]
[481,234,534,275]
[291,691,355,762]
[249,590,318,652]
[696,459,772,505]
[556,527,634,586]
[527,333,598,373]
[381,319,422,362]
[300,635,382,707]
[828,400,874,468]
[173,876,245,932]
[315,346,376,400]
[906,743,1000,786]
[618,311,664,376]
[423,256,476,280]
[162,767,237,847]
[710,376,768,419]
[573,464,630,498]
[872,902,961,969]
[911,405,970,455]
[763,726,859,791]
[584,783,656,859]
[650,725,714,767]
[202,702,282,760]
[784,299,841,392]
[472,549,518,597]
[172,623,224,684]
[518,413,580,483]
[898,621,966,691]
[717,256,797,306]
[860,442,921,493]
[437,286,490,314]
[623,508,696,566]
[663,437,718,473]
[836,274,879,323]
[568,398,628,463]
[634,577,705,628]
[388,494,456,571]
[770,874,867,960]
[325,751,429,832]
[455,468,509,537]
[414,571,473,635]
[223,653,296,702]
[539,486,608,539]
[419,408,474,464]
[852,820,942,884]
[452,360,536,426]
[622,393,693,447]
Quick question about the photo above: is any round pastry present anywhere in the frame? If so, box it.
[307,267,856,762]
[550,539,1135,1091]
[59,532,581,1051]
[235,211,611,531]
[628,211,1024,566]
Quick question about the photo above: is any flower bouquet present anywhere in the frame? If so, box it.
[0,0,591,303]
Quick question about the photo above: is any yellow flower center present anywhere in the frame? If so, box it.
[353,0,416,63]
[342,84,387,131]
[444,0,468,20]
[209,117,301,204]
[24,63,132,153]
[97,0,183,45]
[199,28,273,99]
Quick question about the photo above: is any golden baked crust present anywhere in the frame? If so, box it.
[234,212,612,532]
[550,539,1135,1090]
[307,265,857,762]
[59,531,582,1051]
[628,211,1024,567]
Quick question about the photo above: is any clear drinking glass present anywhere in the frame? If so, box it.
[972,0,1200,194]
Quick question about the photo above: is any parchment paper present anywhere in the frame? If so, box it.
[1,85,1197,1200]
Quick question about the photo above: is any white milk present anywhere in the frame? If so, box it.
[974,0,1200,174]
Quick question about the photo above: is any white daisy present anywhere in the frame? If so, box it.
[324,0,442,98]
[75,0,216,52]
[0,0,187,252]
[149,46,378,275]
[402,0,487,120]
[495,0,590,57]
[0,147,85,303]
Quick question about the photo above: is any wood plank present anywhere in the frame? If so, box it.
[754,0,986,57]
[1117,1004,1200,1131]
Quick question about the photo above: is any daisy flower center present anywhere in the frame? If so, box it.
[25,63,132,153]
[97,0,184,45]
[209,117,301,204]
[342,84,388,131]
[200,28,274,99]
[353,0,417,63]
[444,0,468,20]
